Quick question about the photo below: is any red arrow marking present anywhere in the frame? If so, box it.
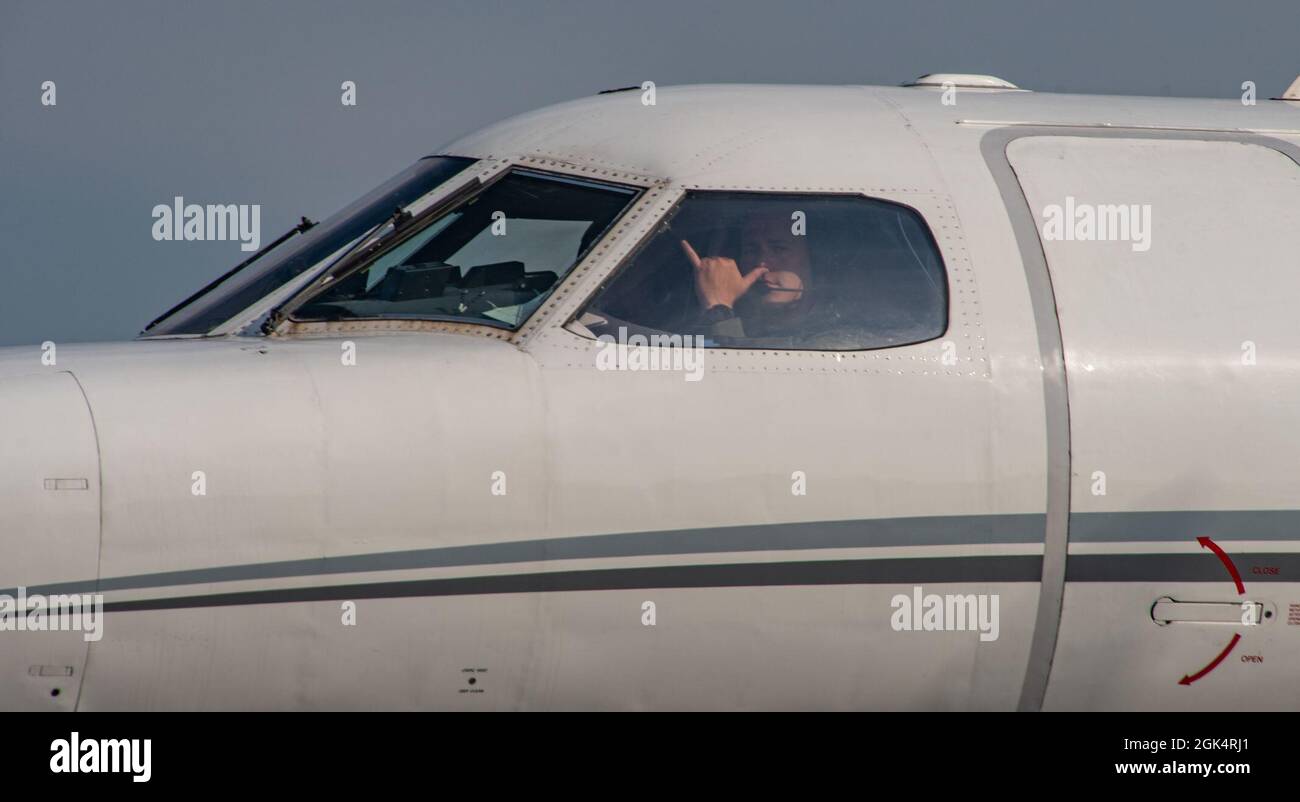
[1197,536,1245,595]
[1179,633,1241,685]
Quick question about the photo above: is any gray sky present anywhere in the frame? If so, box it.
[2,0,1298,346]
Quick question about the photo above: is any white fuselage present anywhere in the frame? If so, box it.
[3,82,1299,710]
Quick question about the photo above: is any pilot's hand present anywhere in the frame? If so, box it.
[680,239,768,310]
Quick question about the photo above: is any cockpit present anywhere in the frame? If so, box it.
[141,156,949,353]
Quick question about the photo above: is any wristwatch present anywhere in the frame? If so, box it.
[701,304,736,324]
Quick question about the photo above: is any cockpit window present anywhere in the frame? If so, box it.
[143,156,477,337]
[576,192,949,350]
[290,170,638,329]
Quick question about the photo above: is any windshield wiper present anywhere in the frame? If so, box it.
[264,177,482,333]
[142,216,318,333]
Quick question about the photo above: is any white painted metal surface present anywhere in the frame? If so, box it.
[2,82,1298,709]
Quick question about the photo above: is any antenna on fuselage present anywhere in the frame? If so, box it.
[1273,75,1300,101]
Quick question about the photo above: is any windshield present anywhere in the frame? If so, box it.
[143,155,476,336]
[289,169,638,329]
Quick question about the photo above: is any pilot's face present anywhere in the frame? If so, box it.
[739,215,810,305]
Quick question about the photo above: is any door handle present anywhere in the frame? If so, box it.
[1150,596,1269,626]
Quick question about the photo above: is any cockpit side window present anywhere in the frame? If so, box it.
[576,192,949,351]
[290,170,638,329]
[144,156,477,337]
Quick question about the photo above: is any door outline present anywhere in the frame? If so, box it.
[980,126,1300,710]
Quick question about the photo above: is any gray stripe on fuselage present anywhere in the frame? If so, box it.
[99,555,1045,614]
[11,509,1300,600]
[1071,510,1300,542]
[11,550,1288,620]
[10,513,1046,597]
[1067,552,1300,583]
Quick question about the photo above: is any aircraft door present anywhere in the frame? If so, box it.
[1007,134,1300,709]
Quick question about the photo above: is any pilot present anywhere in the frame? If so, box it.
[680,211,828,342]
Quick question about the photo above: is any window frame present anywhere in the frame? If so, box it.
[271,166,644,335]
[141,155,482,339]
[565,188,952,353]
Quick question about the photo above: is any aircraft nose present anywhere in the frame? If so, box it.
[0,370,101,710]
[0,370,102,584]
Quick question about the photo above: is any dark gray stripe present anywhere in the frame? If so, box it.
[100,555,1044,613]
[1067,552,1300,583]
[9,513,1046,597]
[14,551,1291,619]
[1071,510,1300,543]
[10,509,1298,602]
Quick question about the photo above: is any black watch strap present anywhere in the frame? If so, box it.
[702,304,736,324]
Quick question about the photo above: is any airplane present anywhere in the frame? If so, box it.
[4,73,1300,711]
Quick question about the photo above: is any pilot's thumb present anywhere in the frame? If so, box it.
[741,267,770,289]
